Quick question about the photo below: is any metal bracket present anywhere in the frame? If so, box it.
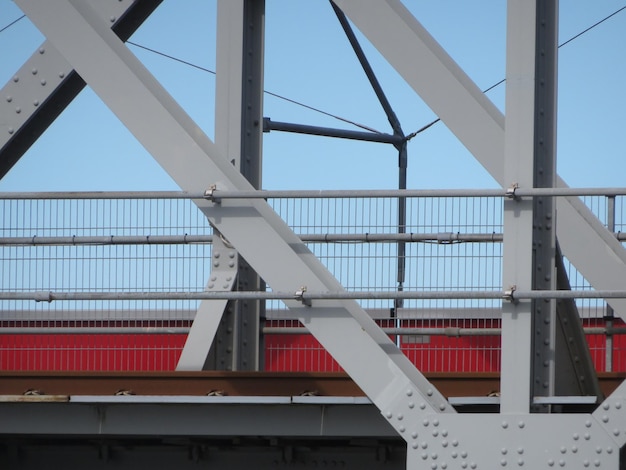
[505,183,520,200]
[295,286,312,306]
[204,184,220,203]
[503,285,517,303]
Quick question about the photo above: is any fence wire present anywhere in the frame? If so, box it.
[0,195,623,373]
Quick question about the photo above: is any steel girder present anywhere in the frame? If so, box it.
[9,0,626,468]
[0,0,162,179]
[15,0,453,428]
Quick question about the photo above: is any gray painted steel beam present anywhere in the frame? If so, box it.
[178,0,265,372]
[16,0,453,432]
[0,0,162,179]
[500,0,539,413]
[334,0,626,319]
[0,400,396,437]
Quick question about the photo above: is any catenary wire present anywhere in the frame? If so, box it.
[0,15,25,34]
[406,6,626,139]
[2,7,624,136]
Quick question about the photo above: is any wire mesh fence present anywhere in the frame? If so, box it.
[0,193,623,373]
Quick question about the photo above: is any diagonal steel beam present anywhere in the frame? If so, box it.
[0,0,162,180]
[15,0,455,426]
[334,0,626,318]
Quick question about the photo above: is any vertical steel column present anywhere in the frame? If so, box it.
[501,0,558,413]
[530,0,559,404]
[212,0,265,371]
[606,196,616,372]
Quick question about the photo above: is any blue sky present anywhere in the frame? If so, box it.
[0,1,625,192]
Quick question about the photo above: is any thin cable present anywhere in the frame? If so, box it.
[0,15,25,34]
[559,6,626,48]
[127,41,382,134]
[406,5,626,139]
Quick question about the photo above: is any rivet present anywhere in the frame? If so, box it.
[442,441,448,448]
[584,433,591,440]
[39,47,45,54]
[461,463,467,469]
[406,389,413,397]
[222,283,229,289]
[451,451,458,459]
[208,283,214,289]
[7,127,13,134]
[412,442,419,449]
[13,76,19,82]
[40,79,46,86]
[408,402,415,409]
[559,460,565,467]
[420,403,426,410]
[594,461,600,467]
[6,95,12,102]
[583,460,589,467]
[501,448,508,455]
[421,442,428,449]
[397,414,403,421]
[439,403,446,411]
[31,68,37,75]
[607,447,613,454]
[573,433,579,441]
[461,451,467,459]
[501,459,507,467]
[385,412,393,419]
[411,431,418,439]
[518,459,524,466]
[548,459,554,467]
[431,453,438,460]
[226,276,232,282]
[427,389,433,396]
[442,430,448,437]
[399,426,405,433]
[560,447,566,454]
[432,430,439,437]
[15,107,21,114]
[433,419,439,427]
[214,252,221,259]
[33,100,39,107]
[603,403,610,410]
[421,453,428,460]
[452,440,459,447]
[585,420,592,428]
[442,463,447,469]
[431,463,437,470]
[595,447,602,454]
[228,252,236,259]
[602,415,609,423]
[572,446,578,453]
[502,421,509,429]
[517,448,523,455]
[470,463,476,469]
[518,421,525,429]
[59,72,65,78]
[423,419,429,427]
[110,16,116,22]
[615,402,622,409]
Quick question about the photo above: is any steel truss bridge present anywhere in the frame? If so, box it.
[2,1,626,469]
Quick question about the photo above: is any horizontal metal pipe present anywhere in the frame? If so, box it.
[0,232,504,246]
[3,187,626,200]
[1,326,624,336]
[263,118,403,145]
[3,289,626,302]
